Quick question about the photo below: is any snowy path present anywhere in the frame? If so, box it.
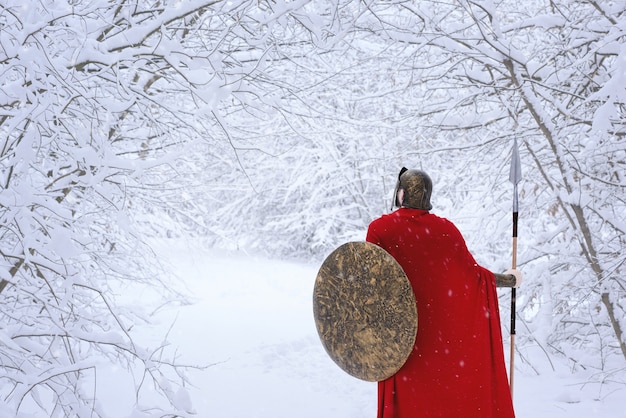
[140,239,623,418]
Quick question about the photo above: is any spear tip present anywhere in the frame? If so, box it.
[509,138,522,185]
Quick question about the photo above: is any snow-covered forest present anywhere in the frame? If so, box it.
[0,0,624,416]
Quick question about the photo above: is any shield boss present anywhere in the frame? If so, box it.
[313,241,417,382]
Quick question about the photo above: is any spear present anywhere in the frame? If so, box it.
[508,138,522,397]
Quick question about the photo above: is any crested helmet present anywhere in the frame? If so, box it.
[392,167,433,211]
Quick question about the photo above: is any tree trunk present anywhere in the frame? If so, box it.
[503,58,626,361]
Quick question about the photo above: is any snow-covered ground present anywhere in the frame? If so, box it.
[107,239,625,417]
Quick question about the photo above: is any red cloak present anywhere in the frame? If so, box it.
[366,208,515,418]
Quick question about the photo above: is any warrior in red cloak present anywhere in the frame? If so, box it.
[366,168,519,418]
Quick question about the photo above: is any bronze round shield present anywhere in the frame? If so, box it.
[313,241,417,382]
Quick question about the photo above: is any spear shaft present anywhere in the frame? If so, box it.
[509,138,521,398]
[510,213,518,396]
